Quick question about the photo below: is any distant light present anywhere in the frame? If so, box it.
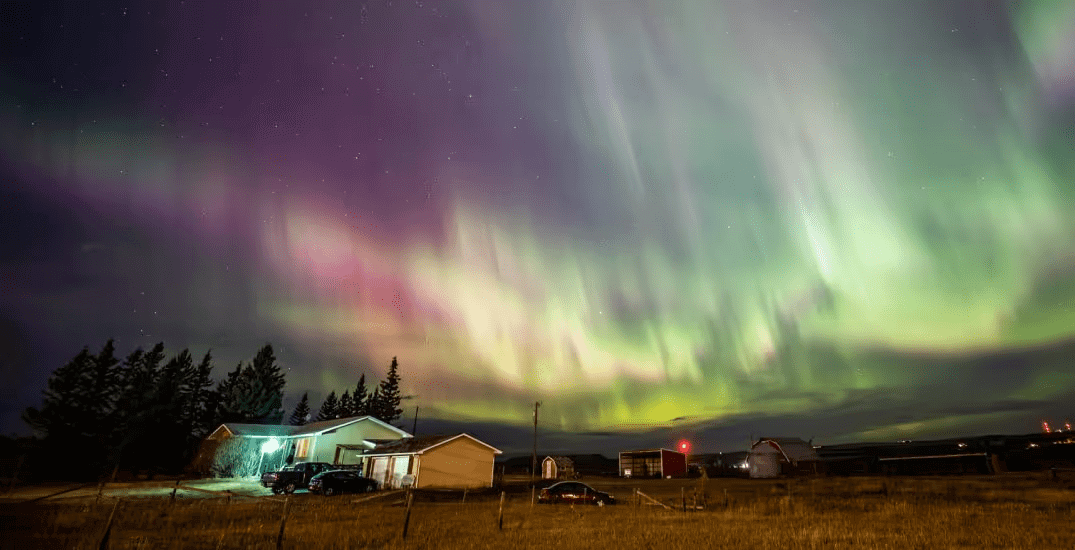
[677,439,692,454]
[261,438,281,454]
[957,442,967,448]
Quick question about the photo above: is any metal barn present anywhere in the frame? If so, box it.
[619,449,687,478]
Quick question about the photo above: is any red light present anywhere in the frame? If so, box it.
[677,439,691,454]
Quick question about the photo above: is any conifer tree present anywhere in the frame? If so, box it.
[185,351,216,440]
[352,374,368,417]
[338,390,354,418]
[376,357,404,424]
[22,346,95,442]
[245,344,287,424]
[289,392,311,425]
[316,391,338,422]
[365,388,381,418]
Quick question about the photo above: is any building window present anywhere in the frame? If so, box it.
[295,437,311,459]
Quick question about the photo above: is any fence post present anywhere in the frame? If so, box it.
[96,482,105,505]
[462,487,467,504]
[681,487,686,512]
[97,498,121,550]
[497,491,505,530]
[531,485,535,507]
[276,495,291,550]
[170,480,180,503]
[401,490,415,539]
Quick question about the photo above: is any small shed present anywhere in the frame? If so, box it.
[619,449,687,478]
[362,433,503,489]
[748,437,820,478]
[542,456,575,479]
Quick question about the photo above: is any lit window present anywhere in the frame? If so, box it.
[295,438,311,459]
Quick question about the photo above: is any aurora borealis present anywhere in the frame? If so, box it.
[2,1,1074,453]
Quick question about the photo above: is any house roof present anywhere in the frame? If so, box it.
[217,423,295,438]
[290,415,412,438]
[751,438,820,463]
[209,415,413,440]
[362,433,503,457]
[619,448,684,456]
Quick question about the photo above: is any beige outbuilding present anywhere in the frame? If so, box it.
[361,433,503,489]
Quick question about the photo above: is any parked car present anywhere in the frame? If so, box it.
[538,481,615,506]
[309,470,379,496]
[261,462,334,494]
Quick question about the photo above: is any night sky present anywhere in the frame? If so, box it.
[2,1,1074,454]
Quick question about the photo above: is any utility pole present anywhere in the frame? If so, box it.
[412,405,419,436]
[531,401,541,484]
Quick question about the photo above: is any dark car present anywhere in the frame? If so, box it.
[261,462,334,494]
[538,481,615,506]
[309,470,379,496]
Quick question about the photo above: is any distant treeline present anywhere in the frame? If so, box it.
[19,339,405,480]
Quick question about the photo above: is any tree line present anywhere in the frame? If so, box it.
[22,339,405,480]
[290,357,405,425]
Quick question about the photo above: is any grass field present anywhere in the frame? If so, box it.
[2,473,1074,549]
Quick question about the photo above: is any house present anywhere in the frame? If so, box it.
[359,433,503,489]
[542,456,575,479]
[619,449,687,478]
[747,437,820,478]
[196,415,411,477]
[286,416,411,465]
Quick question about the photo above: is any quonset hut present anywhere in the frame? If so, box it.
[747,437,821,478]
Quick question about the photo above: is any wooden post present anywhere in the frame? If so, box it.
[170,480,180,503]
[275,496,291,550]
[497,491,505,530]
[401,490,415,539]
[531,485,535,507]
[96,482,105,505]
[97,498,121,550]
[462,487,467,504]
[681,487,686,512]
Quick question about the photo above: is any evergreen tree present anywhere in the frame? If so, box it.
[352,374,368,417]
[375,357,404,424]
[316,391,338,422]
[338,390,354,418]
[213,363,246,425]
[244,344,286,424]
[365,388,381,418]
[22,346,95,442]
[151,349,194,471]
[289,392,311,425]
[110,342,167,474]
[211,344,286,425]
[88,340,121,441]
[184,351,216,441]
[23,341,123,477]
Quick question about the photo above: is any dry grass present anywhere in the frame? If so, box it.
[2,474,1074,549]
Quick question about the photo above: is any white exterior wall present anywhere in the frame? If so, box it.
[309,419,408,464]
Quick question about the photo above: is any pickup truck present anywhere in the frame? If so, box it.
[261,462,334,494]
